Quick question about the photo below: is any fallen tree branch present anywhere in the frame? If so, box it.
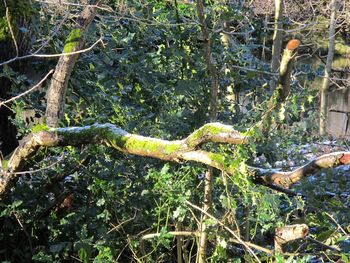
[1,123,350,198]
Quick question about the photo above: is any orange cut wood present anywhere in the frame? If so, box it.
[287,39,301,51]
[340,153,350,164]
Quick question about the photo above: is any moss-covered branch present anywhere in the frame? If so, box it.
[0,123,248,197]
[1,122,350,198]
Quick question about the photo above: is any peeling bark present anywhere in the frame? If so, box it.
[274,224,309,253]
[252,151,350,188]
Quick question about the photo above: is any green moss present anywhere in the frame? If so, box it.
[106,131,183,156]
[334,42,350,56]
[32,123,49,133]
[189,129,203,142]
[189,124,233,145]
[63,29,82,53]
[317,39,350,56]
[206,125,232,134]
[332,56,350,68]
[1,159,8,170]
[124,137,162,152]
[209,152,226,166]
[165,143,182,154]
[0,17,9,41]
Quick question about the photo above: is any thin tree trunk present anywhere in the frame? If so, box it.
[196,0,219,122]
[320,0,337,136]
[262,39,300,135]
[270,0,284,91]
[176,222,183,263]
[261,14,268,60]
[271,0,283,72]
[45,0,101,128]
[196,0,219,262]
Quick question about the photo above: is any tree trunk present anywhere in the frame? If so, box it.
[196,0,220,262]
[270,0,284,74]
[45,0,101,128]
[319,0,337,136]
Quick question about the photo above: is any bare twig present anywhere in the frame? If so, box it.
[7,154,64,175]
[5,6,19,57]
[107,211,137,234]
[231,65,278,76]
[306,236,341,252]
[34,10,70,55]
[32,38,103,58]
[186,200,271,261]
[0,38,103,67]
[35,0,113,12]
[0,69,54,108]
[142,231,198,240]
[13,212,33,255]
[263,22,318,33]
[324,212,348,236]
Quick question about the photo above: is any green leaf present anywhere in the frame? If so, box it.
[78,247,88,263]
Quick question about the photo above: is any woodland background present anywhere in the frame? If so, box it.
[0,0,350,262]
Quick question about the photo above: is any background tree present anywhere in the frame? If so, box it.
[0,0,35,156]
[319,0,338,135]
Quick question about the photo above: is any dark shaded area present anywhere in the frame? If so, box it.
[0,76,18,156]
[0,1,34,156]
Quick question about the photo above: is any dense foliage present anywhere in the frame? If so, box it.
[0,0,349,262]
